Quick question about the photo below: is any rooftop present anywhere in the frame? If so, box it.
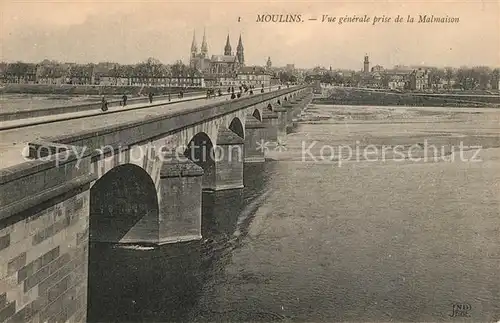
[238,66,269,75]
[211,55,237,63]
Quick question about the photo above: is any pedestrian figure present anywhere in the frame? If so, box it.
[237,92,241,98]
[122,94,128,107]
[168,93,171,101]
[148,92,154,103]
[231,93,236,99]
[218,89,222,96]
[101,97,108,112]
[227,87,231,94]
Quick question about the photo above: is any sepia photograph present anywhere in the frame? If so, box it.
[0,0,499,322]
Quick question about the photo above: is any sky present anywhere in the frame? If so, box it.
[1,0,499,69]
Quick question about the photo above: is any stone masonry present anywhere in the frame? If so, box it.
[0,191,90,323]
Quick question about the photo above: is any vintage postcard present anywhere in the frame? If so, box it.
[0,0,499,322]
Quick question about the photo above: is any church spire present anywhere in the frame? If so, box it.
[224,34,232,56]
[201,28,208,57]
[237,34,243,50]
[191,30,198,55]
[236,34,244,65]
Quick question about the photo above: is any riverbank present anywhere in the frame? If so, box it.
[0,83,205,96]
[314,87,500,107]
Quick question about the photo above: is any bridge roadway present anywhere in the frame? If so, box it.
[0,86,281,170]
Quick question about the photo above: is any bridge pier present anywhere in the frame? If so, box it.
[213,128,244,191]
[274,106,289,143]
[291,100,303,120]
[157,154,204,244]
[262,109,279,142]
[287,102,296,123]
[244,115,266,163]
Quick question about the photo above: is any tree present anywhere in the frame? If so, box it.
[456,67,467,89]
[381,73,391,88]
[444,67,454,89]
[108,65,120,84]
[456,67,482,90]
[170,60,187,77]
[428,68,445,90]
[320,73,333,84]
[133,62,149,79]
[474,66,491,89]
[6,62,31,82]
[491,68,500,89]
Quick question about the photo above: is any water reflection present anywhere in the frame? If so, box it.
[87,163,272,322]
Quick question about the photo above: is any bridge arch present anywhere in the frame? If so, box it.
[252,109,262,122]
[228,117,244,138]
[266,103,273,110]
[184,132,216,189]
[89,163,159,242]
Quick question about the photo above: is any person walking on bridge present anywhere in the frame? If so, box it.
[122,94,128,107]
[101,97,108,112]
[148,92,154,104]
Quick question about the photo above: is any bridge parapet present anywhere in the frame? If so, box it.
[0,144,95,221]
[34,85,308,151]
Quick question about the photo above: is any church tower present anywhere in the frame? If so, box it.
[191,30,198,59]
[201,28,208,58]
[236,34,245,65]
[224,34,232,56]
[363,54,370,73]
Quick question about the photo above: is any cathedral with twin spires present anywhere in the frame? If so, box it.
[189,30,245,75]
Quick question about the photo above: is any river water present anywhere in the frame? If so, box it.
[87,103,500,322]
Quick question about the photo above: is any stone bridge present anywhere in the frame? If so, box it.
[0,85,312,322]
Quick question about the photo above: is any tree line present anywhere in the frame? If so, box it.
[304,66,500,90]
[0,58,200,82]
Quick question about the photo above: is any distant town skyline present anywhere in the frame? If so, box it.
[1,0,499,69]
